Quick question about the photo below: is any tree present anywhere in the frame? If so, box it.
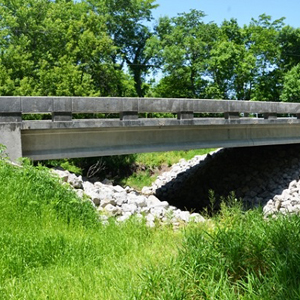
[281,64,300,102]
[207,19,256,99]
[150,9,219,98]
[87,0,158,97]
[0,0,133,96]
[244,14,285,101]
[279,26,300,71]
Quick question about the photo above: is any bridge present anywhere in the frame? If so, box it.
[1,96,300,161]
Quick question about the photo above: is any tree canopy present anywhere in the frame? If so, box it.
[0,0,299,101]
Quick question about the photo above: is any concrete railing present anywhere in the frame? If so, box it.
[2,97,300,161]
[1,97,300,122]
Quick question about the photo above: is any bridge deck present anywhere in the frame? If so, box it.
[1,97,300,161]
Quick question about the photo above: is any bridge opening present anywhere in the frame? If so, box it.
[155,144,300,214]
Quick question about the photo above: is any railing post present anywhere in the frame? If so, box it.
[52,97,72,121]
[177,111,194,120]
[0,112,22,122]
[264,113,277,120]
[224,112,240,119]
[120,111,138,120]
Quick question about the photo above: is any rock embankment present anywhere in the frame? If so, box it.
[142,144,300,218]
[52,169,205,228]
[54,144,300,222]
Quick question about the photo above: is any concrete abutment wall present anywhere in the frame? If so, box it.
[0,123,22,161]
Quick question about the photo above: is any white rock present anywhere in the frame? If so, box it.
[52,169,69,182]
[94,181,104,188]
[141,186,153,195]
[68,173,83,189]
[75,189,84,198]
[273,195,284,202]
[90,192,101,206]
[147,195,162,206]
[289,180,298,189]
[178,211,190,223]
[82,181,95,193]
[121,203,138,214]
[136,196,148,208]
[104,204,121,216]
[263,205,277,216]
[125,186,135,193]
[100,198,117,208]
[113,185,125,193]
[114,192,128,206]
[117,212,132,222]
[140,207,150,214]
[150,201,169,209]
[282,189,291,199]
[146,220,155,228]
[150,207,166,217]
[189,213,205,223]
[146,214,155,223]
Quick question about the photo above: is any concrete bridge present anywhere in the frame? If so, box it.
[1,96,300,161]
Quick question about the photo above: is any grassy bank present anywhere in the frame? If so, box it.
[0,158,180,299]
[1,156,300,299]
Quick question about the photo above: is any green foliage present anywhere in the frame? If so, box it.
[150,10,219,99]
[0,159,180,299]
[0,0,298,101]
[281,64,300,102]
[0,0,138,97]
[0,144,8,160]
[139,201,300,299]
[2,160,300,298]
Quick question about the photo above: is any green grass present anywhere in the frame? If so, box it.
[139,199,300,299]
[0,158,180,299]
[2,152,300,299]
[120,148,216,189]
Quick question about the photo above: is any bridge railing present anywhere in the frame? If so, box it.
[1,96,300,122]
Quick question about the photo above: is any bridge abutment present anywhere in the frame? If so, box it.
[0,123,22,161]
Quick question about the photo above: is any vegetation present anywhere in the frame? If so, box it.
[1,2,300,297]
[1,155,300,299]
[120,148,216,189]
[0,154,181,299]
[44,148,216,190]
[0,0,300,100]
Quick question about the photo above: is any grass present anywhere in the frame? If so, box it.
[139,199,300,299]
[2,149,300,299]
[120,148,216,189]
[0,157,181,299]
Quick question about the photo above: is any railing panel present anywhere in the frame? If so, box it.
[1,97,300,117]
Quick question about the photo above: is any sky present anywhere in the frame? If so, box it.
[152,0,300,28]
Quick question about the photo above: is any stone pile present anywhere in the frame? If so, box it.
[53,144,300,222]
[141,150,219,196]
[52,169,205,228]
[263,179,300,217]
[141,145,300,218]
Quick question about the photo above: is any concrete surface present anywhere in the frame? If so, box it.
[1,96,300,161]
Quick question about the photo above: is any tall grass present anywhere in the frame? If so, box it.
[2,153,300,299]
[0,158,180,299]
[139,199,300,299]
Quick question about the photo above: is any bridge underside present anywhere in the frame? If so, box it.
[19,118,300,160]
